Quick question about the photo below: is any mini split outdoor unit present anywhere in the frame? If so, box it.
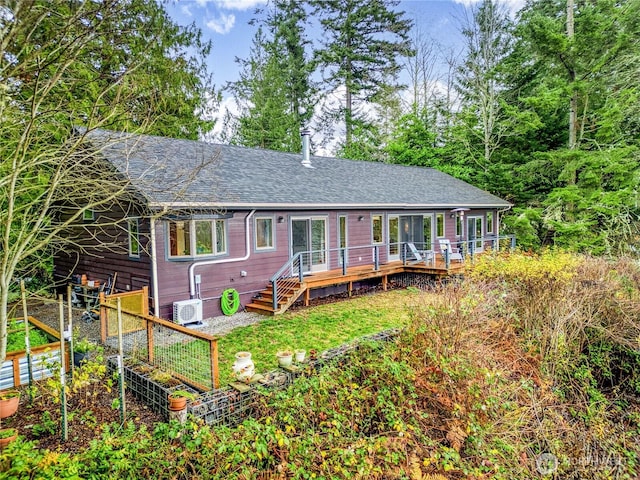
[173,299,203,325]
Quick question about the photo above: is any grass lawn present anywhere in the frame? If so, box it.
[216,288,424,386]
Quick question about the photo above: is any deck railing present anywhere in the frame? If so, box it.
[270,235,516,311]
[269,235,517,310]
[270,252,304,310]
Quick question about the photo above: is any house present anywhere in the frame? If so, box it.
[54,128,511,322]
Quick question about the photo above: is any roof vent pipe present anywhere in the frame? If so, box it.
[300,128,313,168]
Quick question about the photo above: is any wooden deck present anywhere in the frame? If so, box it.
[246,257,464,315]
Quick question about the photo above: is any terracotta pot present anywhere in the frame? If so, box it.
[168,395,187,411]
[0,392,20,419]
[0,429,17,450]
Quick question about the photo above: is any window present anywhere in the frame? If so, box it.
[455,215,462,237]
[216,220,226,254]
[388,216,399,256]
[195,220,213,254]
[168,219,226,258]
[372,214,383,244]
[128,218,140,258]
[436,213,445,238]
[255,217,274,250]
[486,211,494,234]
[423,215,433,249]
[338,215,348,264]
[83,209,94,221]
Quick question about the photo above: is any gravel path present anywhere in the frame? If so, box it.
[21,298,264,342]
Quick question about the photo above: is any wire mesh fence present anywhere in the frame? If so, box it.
[100,290,219,390]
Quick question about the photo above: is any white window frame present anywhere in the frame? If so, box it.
[486,211,494,234]
[83,209,95,221]
[167,219,227,259]
[255,216,275,251]
[455,215,462,237]
[436,213,445,238]
[338,214,348,265]
[128,218,140,258]
[372,214,384,244]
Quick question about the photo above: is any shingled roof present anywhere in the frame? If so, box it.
[85,129,511,210]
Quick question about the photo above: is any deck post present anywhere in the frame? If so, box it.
[374,246,379,271]
[342,249,347,276]
[402,243,407,265]
[444,249,450,269]
[469,240,474,260]
[272,279,278,311]
[298,256,304,282]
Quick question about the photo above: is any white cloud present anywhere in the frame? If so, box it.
[452,0,525,13]
[196,0,267,10]
[181,5,193,16]
[206,12,236,34]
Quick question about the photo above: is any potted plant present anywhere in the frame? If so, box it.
[294,349,306,363]
[232,351,255,383]
[0,427,17,450]
[0,390,20,419]
[276,350,293,367]
[168,390,197,411]
[73,337,93,367]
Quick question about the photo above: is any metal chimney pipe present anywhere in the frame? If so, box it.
[301,128,312,167]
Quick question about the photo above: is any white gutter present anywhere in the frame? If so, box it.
[188,209,256,298]
[150,216,160,315]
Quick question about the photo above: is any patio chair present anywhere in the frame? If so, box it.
[438,239,464,263]
[406,242,435,266]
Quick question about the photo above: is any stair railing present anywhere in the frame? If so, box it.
[270,252,305,311]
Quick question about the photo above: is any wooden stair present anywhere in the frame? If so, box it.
[245,280,307,316]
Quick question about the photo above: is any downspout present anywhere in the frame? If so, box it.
[188,209,256,298]
[150,207,169,317]
[150,216,160,316]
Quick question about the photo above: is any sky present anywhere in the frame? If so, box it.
[164,0,487,89]
[164,0,524,148]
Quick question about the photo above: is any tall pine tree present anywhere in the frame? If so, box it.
[311,0,413,151]
[227,0,314,152]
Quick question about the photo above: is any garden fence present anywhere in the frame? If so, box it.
[100,289,219,390]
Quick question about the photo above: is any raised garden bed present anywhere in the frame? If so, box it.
[111,329,401,426]
[107,357,200,420]
[1,316,65,390]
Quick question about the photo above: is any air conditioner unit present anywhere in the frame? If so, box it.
[173,299,203,325]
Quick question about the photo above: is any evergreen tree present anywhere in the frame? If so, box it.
[3,0,216,140]
[498,0,640,251]
[227,0,314,152]
[311,0,413,150]
[0,0,216,363]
